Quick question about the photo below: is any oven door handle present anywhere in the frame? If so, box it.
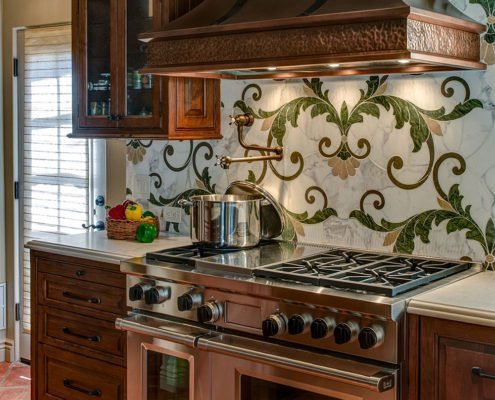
[198,334,396,393]
[115,313,210,348]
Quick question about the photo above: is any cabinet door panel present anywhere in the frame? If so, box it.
[166,77,222,139]
[75,0,118,128]
[420,316,495,400]
[439,338,495,400]
[116,0,163,129]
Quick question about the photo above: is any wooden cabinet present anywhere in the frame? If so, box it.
[31,251,127,400]
[407,315,495,400]
[70,0,221,139]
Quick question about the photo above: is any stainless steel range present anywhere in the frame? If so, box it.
[116,240,477,400]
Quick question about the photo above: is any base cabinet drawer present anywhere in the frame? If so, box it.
[39,272,125,316]
[38,344,125,400]
[38,306,126,364]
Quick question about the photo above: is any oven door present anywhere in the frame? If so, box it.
[198,333,398,400]
[116,313,210,400]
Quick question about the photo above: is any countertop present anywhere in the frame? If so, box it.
[408,272,495,328]
[26,231,191,265]
[27,232,495,328]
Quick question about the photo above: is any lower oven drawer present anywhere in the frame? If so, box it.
[199,333,398,400]
[38,306,126,362]
[37,344,126,400]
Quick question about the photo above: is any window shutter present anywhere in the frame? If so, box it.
[22,25,89,333]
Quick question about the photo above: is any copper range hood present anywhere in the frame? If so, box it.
[139,0,486,79]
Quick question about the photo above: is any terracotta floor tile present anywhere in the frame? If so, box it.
[0,364,11,380]
[2,365,31,387]
[0,387,30,400]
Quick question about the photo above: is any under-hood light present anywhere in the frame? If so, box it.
[328,64,340,68]
[397,59,411,64]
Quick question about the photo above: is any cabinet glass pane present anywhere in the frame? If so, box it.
[147,352,190,400]
[241,376,339,400]
[87,0,111,117]
[126,0,154,117]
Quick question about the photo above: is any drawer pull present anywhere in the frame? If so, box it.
[63,379,102,396]
[62,291,101,304]
[75,270,86,278]
[472,367,495,381]
[62,327,101,343]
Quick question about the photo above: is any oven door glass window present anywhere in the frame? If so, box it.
[241,376,339,400]
[146,351,190,400]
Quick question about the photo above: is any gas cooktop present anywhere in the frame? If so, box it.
[146,242,471,297]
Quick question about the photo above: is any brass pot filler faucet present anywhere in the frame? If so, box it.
[215,113,284,169]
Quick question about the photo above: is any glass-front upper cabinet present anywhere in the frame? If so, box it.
[73,0,163,134]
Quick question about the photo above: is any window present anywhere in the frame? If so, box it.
[19,25,104,333]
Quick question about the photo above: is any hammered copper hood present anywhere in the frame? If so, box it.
[139,0,486,79]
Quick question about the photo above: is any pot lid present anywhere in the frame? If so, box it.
[139,0,486,79]
[225,181,285,239]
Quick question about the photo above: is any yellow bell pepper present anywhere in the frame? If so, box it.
[125,204,143,221]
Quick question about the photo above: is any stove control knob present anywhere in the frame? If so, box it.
[197,302,223,324]
[334,321,360,345]
[288,314,312,335]
[144,286,171,305]
[358,325,385,350]
[177,293,203,312]
[129,284,150,301]
[262,314,288,337]
[310,317,336,340]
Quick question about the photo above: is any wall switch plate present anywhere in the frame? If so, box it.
[133,175,151,199]
[163,206,182,223]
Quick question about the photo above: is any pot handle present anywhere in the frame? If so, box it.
[177,199,193,208]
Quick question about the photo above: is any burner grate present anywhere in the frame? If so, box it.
[254,250,471,296]
[146,245,243,266]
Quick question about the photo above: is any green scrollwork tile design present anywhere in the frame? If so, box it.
[235,76,482,190]
[350,154,495,270]
[470,0,495,64]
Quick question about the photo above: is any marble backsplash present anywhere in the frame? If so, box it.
[127,0,495,269]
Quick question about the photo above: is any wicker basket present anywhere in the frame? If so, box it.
[106,217,160,240]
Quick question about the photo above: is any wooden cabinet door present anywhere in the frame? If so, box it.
[114,0,164,130]
[73,0,119,129]
[420,316,495,400]
[165,77,222,139]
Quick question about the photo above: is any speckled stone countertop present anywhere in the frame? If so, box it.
[26,231,192,265]
[408,272,495,328]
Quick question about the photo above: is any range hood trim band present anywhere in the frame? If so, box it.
[140,7,484,42]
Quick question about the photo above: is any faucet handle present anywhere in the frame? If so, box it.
[215,155,232,169]
[229,113,254,127]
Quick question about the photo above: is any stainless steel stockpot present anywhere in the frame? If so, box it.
[178,194,263,248]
